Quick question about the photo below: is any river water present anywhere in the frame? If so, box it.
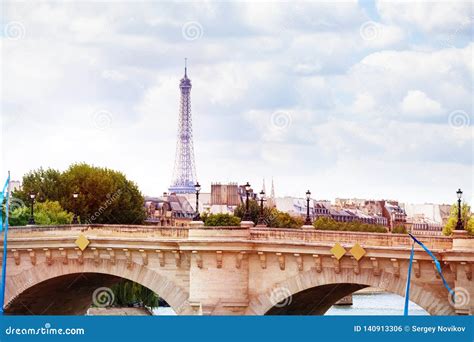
[326,292,428,315]
[153,292,428,316]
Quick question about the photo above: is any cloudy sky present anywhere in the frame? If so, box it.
[1,0,472,204]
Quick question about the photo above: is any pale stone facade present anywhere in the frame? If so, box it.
[1,224,473,315]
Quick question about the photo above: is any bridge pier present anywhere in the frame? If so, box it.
[188,226,250,315]
[451,231,473,315]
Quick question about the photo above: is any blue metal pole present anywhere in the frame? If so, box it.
[0,174,8,233]
[408,233,455,299]
[0,196,2,234]
[0,171,11,315]
[403,242,415,316]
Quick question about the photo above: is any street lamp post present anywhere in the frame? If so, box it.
[243,182,251,221]
[72,192,79,224]
[257,190,266,226]
[28,192,36,225]
[304,190,312,225]
[193,182,201,221]
[455,188,463,231]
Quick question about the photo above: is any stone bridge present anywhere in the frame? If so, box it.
[1,224,472,315]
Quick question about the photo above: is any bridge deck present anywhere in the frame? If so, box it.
[4,224,453,245]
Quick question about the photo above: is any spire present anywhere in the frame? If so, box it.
[262,178,266,194]
[267,177,276,208]
[271,177,275,199]
[184,57,187,78]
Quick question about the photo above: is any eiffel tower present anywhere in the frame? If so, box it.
[169,59,197,194]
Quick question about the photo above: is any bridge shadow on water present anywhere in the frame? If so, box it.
[4,276,432,316]
[266,283,368,315]
[5,272,165,315]
[265,283,429,316]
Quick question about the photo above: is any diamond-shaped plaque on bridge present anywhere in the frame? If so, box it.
[330,243,346,260]
[75,234,90,251]
[349,243,366,261]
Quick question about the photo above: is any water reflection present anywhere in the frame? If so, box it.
[152,292,429,316]
[326,292,428,315]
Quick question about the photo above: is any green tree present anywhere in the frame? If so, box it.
[109,280,159,309]
[234,201,304,228]
[60,163,146,224]
[313,216,340,230]
[202,213,241,226]
[14,163,146,225]
[313,217,387,233]
[265,208,305,228]
[14,167,62,204]
[10,200,73,226]
[467,216,474,234]
[442,203,472,236]
[392,225,408,234]
[234,200,261,223]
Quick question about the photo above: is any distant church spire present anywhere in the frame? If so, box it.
[262,178,266,194]
[267,177,276,208]
[271,178,275,199]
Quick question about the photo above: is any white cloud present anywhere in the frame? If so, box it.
[101,69,128,82]
[353,93,377,114]
[345,45,473,121]
[359,22,405,48]
[1,1,472,204]
[376,0,473,33]
[400,90,443,117]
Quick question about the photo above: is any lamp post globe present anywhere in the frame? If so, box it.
[193,182,201,221]
[28,192,36,225]
[455,188,463,231]
[72,192,79,224]
[304,190,312,225]
[243,182,251,221]
[257,190,266,226]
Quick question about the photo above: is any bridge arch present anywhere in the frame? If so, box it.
[5,259,193,315]
[246,267,455,316]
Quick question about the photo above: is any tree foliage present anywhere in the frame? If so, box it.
[110,280,159,309]
[265,208,305,228]
[313,216,387,233]
[9,200,73,226]
[467,216,474,235]
[202,212,241,226]
[233,200,304,228]
[234,200,261,224]
[392,225,408,234]
[15,168,62,203]
[13,163,146,225]
[442,203,472,236]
